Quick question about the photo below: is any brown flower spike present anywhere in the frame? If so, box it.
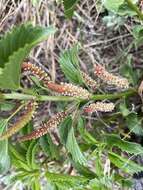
[22,62,51,84]
[47,82,92,99]
[18,111,68,141]
[81,71,97,90]
[84,102,115,113]
[0,101,37,140]
[94,64,129,89]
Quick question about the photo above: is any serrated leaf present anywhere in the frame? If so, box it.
[39,134,60,159]
[59,117,87,165]
[132,25,143,45]
[9,144,30,171]
[109,152,143,174]
[0,119,11,173]
[77,117,98,145]
[126,113,143,135]
[45,171,88,190]
[103,0,125,13]
[105,134,143,155]
[120,54,138,85]
[0,24,56,90]
[26,140,38,169]
[63,0,78,18]
[59,45,83,84]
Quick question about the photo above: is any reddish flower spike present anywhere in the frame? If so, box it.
[22,62,51,84]
[47,82,92,99]
[18,111,68,142]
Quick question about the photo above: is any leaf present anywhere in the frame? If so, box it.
[132,25,143,45]
[71,160,97,179]
[0,119,11,173]
[59,45,83,84]
[45,171,88,190]
[126,113,143,135]
[0,101,15,111]
[59,117,87,165]
[0,23,56,90]
[109,152,143,174]
[103,0,125,13]
[119,101,130,117]
[9,144,30,171]
[105,134,143,155]
[63,0,79,18]
[39,134,60,159]
[120,54,138,85]
[77,117,98,145]
[26,140,38,169]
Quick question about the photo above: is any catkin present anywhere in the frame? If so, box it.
[0,101,37,140]
[18,111,68,141]
[84,102,115,113]
[47,82,92,99]
[81,71,97,90]
[94,64,129,89]
[22,62,51,84]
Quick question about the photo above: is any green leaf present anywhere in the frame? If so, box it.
[132,25,143,45]
[26,140,38,169]
[45,171,88,190]
[77,117,98,145]
[126,113,143,135]
[105,134,143,155]
[63,0,78,18]
[120,54,138,85]
[59,117,87,165]
[119,101,130,117]
[9,144,30,171]
[0,101,15,111]
[39,134,60,159]
[103,0,125,13]
[0,23,56,90]
[0,119,10,173]
[59,45,82,84]
[109,152,143,174]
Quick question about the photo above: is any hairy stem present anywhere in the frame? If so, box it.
[125,0,143,20]
[2,88,137,102]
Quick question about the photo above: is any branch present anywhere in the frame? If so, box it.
[1,88,137,102]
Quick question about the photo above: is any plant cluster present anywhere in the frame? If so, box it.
[1,0,143,190]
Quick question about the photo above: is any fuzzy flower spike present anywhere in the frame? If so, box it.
[84,102,115,113]
[47,82,92,99]
[94,64,129,89]
[81,71,98,90]
[0,100,37,140]
[22,62,51,84]
[18,111,68,141]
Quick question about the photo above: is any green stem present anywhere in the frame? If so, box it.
[1,88,137,102]
[125,0,143,20]
[91,88,136,100]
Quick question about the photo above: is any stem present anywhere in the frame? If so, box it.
[91,88,136,100]
[125,0,143,20]
[2,88,137,102]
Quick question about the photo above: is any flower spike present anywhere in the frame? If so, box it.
[18,111,68,142]
[94,64,129,89]
[81,71,98,90]
[22,62,51,84]
[0,101,37,140]
[84,102,115,113]
[47,82,92,99]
